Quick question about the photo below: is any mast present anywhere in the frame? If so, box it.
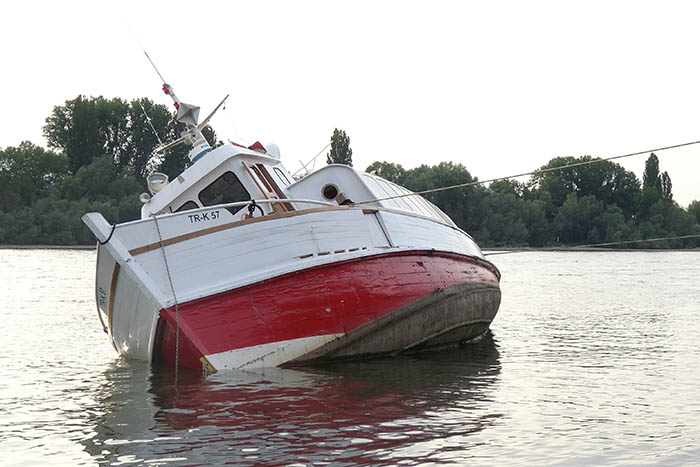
[144,51,228,163]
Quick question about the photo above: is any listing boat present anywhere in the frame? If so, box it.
[82,82,501,373]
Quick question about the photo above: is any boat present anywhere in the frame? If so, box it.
[82,81,502,373]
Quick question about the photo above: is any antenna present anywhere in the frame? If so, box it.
[140,49,229,163]
[137,100,164,146]
[143,50,167,84]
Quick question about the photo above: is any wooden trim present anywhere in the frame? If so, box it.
[241,161,270,199]
[256,164,285,199]
[107,262,120,335]
[128,204,476,258]
[251,164,274,193]
[255,163,293,212]
[129,206,351,256]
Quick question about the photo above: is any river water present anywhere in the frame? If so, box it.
[0,249,698,466]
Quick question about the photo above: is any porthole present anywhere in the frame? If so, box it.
[322,184,339,200]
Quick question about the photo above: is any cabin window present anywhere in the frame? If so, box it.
[273,167,291,186]
[199,171,251,207]
[174,200,199,212]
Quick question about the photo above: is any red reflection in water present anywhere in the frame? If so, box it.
[143,337,501,465]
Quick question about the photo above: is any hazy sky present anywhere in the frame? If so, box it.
[2,0,699,205]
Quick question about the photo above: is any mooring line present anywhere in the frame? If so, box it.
[355,139,700,205]
[152,213,181,384]
[483,233,700,256]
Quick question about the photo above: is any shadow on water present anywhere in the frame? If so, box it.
[83,333,501,466]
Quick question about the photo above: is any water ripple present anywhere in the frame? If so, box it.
[0,250,699,465]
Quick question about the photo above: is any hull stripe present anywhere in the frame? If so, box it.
[155,250,500,370]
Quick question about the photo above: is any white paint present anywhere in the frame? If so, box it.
[108,255,160,362]
[85,147,489,367]
[207,334,345,370]
[102,205,483,308]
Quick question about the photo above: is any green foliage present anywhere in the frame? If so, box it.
[362,153,698,249]
[59,156,142,206]
[365,161,406,183]
[688,200,700,224]
[1,93,220,245]
[472,191,536,247]
[661,171,672,200]
[43,95,217,182]
[552,194,631,245]
[531,156,640,216]
[326,129,353,166]
[401,162,483,231]
[0,195,123,245]
[489,179,529,198]
[643,153,661,191]
[44,96,130,174]
[3,93,699,248]
[0,154,141,245]
[0,142,67,211]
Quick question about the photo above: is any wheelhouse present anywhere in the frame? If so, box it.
[141,142,457,232]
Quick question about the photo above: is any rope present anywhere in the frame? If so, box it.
[484,233,700,255]
[355,139,700,205]
[152,213,181,383]
[99,224,116,245]
[574,233,700,249]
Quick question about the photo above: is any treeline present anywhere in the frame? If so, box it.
[1,95,699,248]
[366,157,700,249]
[0,96,215,244]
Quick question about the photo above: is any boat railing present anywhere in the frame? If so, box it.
[152,198,337,221]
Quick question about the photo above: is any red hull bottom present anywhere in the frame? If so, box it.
[154,251,501,371]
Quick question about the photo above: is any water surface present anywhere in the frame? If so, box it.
[0,249,698,465]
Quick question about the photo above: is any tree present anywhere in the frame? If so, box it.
[661,171,673,200]
[643,153,662,192]
[0,142,67,211]
[326,129,353,166]
[639,154,676,219]
[128,98,175,180]
[688,200,700,225]
[365,161,405,183]
[531,156,641,218]
[43,95,217,180]
[401,162,484,231]
[472,191,530,246]
[550,194,632,245]
[43,96,130,174]
[489,179,528,198]
[530,156,578,207]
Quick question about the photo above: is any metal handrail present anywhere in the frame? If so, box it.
[151,198,337,221]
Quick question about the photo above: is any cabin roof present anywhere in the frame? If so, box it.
[142,144,282,217]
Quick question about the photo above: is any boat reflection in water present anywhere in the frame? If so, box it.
[83,334,501,465]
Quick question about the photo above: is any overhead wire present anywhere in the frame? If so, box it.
[354,139,700,205]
